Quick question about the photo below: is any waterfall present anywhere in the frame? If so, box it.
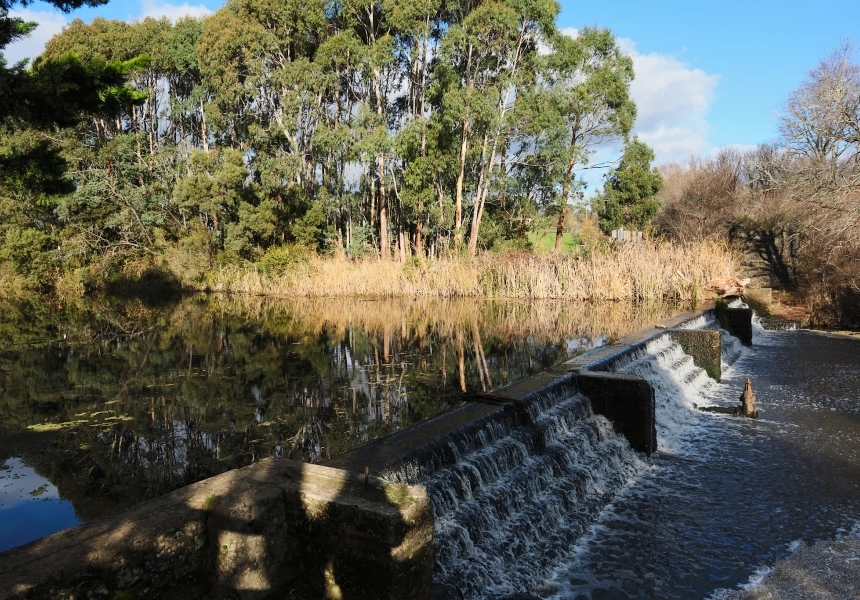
[382,325,747,599]
[383,393,646,599]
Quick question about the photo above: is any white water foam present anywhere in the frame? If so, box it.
[425,320,753,598]
[616,335,718,455]
[413,393,647,599]
[544,329,757,600]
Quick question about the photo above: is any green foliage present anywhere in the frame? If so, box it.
[0,0,652,294]
[292,201,332,253]
[0,223,56,287]
[596,138,663,234]
[259,244,313,276]
[0,0,145,220]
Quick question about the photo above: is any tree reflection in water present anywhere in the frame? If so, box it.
[0,295,677,520]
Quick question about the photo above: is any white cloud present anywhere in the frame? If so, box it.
[3,8,70,66]
[138,0,213,22]
[561,29,720,165]
[622,38,720,164]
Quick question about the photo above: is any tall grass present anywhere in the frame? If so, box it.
[202,239,738,302]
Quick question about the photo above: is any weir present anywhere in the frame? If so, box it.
[0,303,752,600]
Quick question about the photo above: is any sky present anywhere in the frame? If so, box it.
[5,0,860,169]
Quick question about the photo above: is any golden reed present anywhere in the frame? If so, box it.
[202,240,738,302]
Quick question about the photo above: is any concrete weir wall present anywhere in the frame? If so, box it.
[563,305,724,455]
[0,460,433,600]
[0,303,751,600]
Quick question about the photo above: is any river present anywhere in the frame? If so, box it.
[0,295,675,552]
[543,322,860,599]
[2,298,858,600]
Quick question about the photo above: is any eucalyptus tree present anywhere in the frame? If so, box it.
[539,27,635,251]
[199,0,329,170]
[386,0,444,257]
[433,0,559,255]
[41,17,203,153]
[312,30,363,252]
[334,0,404,258]
[163,17,209,155]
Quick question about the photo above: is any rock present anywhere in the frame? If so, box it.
[704,276,751,298]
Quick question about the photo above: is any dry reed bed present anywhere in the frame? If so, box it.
[203,240,739,302]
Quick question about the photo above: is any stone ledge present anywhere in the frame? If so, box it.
[566,304,718,371]
[0,459,433,600]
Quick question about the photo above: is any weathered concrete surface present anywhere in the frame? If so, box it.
[328,372,578,480]
[717,536,860,600]
[667,329,722,381]
[0,459,433,600]
[326,401,503,476]
[720,305,754,346]
[566,303,719,373]
[571,371,656,455]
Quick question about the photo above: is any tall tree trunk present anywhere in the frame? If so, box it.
[147,92,156,155]
[378,154,390,259]
[132,105,143,162]
[468,133,491,256]
[454,121,468,243]
[468,26,526,257]
[554,212,565,252]
[200,98,209,153]
[415,209,424,258]
[556,153,577,252]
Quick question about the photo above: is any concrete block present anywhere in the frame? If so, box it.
[207,483,295,599]
[281,464,434,600]
[720,306,753,346]
[667,329,722,381]
[572,371,656,455]
[0,460,434,600]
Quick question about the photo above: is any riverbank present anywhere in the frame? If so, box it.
[195,240,737,302]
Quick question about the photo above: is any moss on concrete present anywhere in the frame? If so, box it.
[668,329,722,381]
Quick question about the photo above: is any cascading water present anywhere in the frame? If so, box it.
[383,392,647,599]
[383,323,750,600]
[614,334,720,455]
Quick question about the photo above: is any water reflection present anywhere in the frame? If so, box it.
[0,295,676,526]
[0,458,79,552]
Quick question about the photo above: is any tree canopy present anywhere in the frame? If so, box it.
[0,0,652,292]
[596,137,663,234]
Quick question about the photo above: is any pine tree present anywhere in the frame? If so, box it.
[596,137,663,234]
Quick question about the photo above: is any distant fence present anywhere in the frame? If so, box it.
[610,228,643,246]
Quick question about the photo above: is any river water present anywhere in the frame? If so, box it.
[542,322,860,600]
[3,298,859,600]
[0,295,675,552]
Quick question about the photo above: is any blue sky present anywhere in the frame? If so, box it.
[6,0,860,167]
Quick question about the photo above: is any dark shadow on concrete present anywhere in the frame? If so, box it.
[0,458,433,600]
